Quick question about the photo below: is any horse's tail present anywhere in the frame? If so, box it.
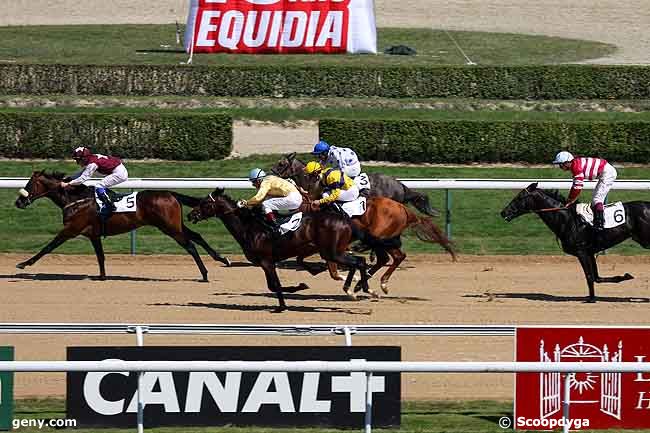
[172,192,202,208]
[410,215,457,261]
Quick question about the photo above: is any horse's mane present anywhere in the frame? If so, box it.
[540,188,567,205]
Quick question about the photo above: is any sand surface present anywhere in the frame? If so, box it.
[2,253,649,399]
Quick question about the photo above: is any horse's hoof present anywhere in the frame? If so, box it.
[298,283,309,290]
[345,290,357,300]
[586,297,597,303]
[200,277,209,283]
[271,306,287,313]
[369,289,380,299]
[98,275,107,281]
[16,262,27,270]
[380,282,389,294]
[624,273,634,280]
[221,258,232,267]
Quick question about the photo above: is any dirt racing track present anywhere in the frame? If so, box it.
[1,253,650,401]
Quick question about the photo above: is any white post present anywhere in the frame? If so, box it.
[364,371,373,433]
[136,326,145,433]
[344,327,353,347]
[185,24,196,65]
[563,373,573,433]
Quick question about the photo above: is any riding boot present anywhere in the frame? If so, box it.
[97,188,117,215]
[593,205,605,231]
[265,212,281,237]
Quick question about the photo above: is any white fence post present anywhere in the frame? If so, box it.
[563,373,573,433]
[135,326,145,433]
[365,371,373,433]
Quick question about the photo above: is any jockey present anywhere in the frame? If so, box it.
[237,168,303,232]
[553,151,617,230]
[304,161,360,210]
[60,147,128,213]
[312,140,361,178]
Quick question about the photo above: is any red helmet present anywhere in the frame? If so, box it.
[72,147,91,162]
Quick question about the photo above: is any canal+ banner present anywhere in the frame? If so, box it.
[184,0,377,54]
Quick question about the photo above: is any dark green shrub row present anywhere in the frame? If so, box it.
[0,112,232,160]
[1,64,650,99]
[319,119,650,163]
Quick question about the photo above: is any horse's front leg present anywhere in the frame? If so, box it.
[260,260,289,313]
[590,254,634,284]
[90,237,106,280]
[576,253,597,302]
[17,229,75,270]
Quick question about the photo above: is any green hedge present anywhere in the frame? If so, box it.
[2,64,650,99]
[319,119,650,163]
[0,112,232,160]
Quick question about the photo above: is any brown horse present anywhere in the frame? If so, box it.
[273,166,456,294]
[14,171,230,281]
[345,196,457,294]
[187,187,371,312]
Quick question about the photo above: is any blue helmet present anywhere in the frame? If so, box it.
[248,168,266,182]
[312,140,330,155]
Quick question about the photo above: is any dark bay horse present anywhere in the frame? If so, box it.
[271,153,440,217]
[14,171,230,281]
[500,182,650,301]
[187,187,371,312]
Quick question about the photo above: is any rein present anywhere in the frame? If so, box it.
[535,207,565,213]
[63,197,93,211]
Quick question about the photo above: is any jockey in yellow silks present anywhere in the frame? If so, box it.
[304,161,360,209]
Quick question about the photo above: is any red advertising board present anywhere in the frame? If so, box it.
[516,327,650,430]
[184,0,377,54]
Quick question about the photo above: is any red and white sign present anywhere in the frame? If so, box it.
[516,327,650,430]
[184,0,376,54]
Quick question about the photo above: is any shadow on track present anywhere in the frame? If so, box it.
[464,292,650,303]
[0,273,185,282]
[150,301,373,315]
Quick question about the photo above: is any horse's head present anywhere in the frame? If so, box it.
[501,182,566,221]
[271,152,301,178]
[188,187,236,223]
[15,171,65,209]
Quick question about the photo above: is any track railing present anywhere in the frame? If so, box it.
[4,177,650,251]
[2,360,649,433]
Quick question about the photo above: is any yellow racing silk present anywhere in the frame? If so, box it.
[245,175,299,206]
[319,169,354,204]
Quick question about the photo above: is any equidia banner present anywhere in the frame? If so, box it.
[67,346,400,428]
[184,0,377,54]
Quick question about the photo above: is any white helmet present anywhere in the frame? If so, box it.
[248,168,266,182]
[552,151,574,165]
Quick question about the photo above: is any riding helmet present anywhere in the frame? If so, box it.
[304,161,323,174]
[248,168,266,182]
[552,151,574,165]
[312,140,330,155]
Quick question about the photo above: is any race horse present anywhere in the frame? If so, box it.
[500,182,650,301]
[187,187,371,312]
[271,152,440,217]
[270,162,456,294]
[14,171,230,281]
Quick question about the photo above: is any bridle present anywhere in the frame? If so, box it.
[18,187,50,205]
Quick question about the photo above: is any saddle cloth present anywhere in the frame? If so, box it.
[340,196,367,217]
[354,173,371,190]
[575,202,625,229]
[277,212,302,235]
[95,191,138,213]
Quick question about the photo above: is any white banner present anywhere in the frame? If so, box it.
[184,0,376,54]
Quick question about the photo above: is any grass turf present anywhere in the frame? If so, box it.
[0,25,615,66]
[3,158,650,256]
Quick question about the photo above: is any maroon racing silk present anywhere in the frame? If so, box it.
[86,154,122,175]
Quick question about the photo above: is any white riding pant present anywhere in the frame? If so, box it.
[323,185,360,203]
[592,163,617,205]
[262,191,303,214]
[96,164,129,189]
[342,162,361,178]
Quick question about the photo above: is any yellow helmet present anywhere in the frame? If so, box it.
[304,161,323,175]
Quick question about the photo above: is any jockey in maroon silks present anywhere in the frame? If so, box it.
[60,147,129,212]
